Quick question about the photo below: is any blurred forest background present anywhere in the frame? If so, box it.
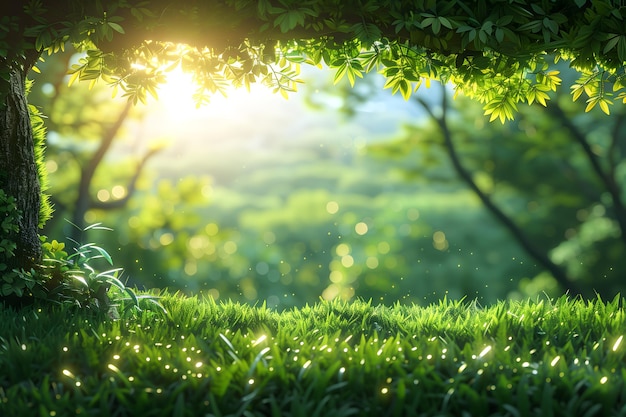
[28,52,626,309]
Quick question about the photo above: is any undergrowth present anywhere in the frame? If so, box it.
[1,294,625,416]
[0,217,162,318]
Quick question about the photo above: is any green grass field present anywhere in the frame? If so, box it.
[1,294,625,416]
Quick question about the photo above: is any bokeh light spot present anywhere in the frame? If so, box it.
[205,223,219,236]
[97,189,110,202]
[111,185,127,199]
[355,222,368,235]
[336,243,350,257]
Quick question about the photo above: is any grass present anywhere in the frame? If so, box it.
[1,294,626,416]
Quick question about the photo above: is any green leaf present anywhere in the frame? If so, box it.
[543,18,558,34]
[531,4,545,14]
[399,79,411,100]
[495,28,504,43]
[527,87,550,106]
[346,66,356,86]
[585,95,612,114]
[101,275,126,291]
[257,0,271,17]
[603,34,620,54]
[274,9,306,32]
[125,287,140,307]
[618,36,626,61]
[421,17,435,28]
[1,283,12,295]
[438,16,453,30]
[359,50,380,73]
[484,95,518,123]
[72,274,89,288]
[333,62,348,84]
[107,22,125,34]
[350,22,382,47]
[518,21,542,33]
[599,98,611,114]
[431,19,441,35]
[571,84,585,101]
[478,29,488,43]
[86,244,114,265]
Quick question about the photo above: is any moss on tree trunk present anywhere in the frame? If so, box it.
[0,68,41,271]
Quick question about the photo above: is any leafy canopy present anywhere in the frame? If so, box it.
[3,0,626,122]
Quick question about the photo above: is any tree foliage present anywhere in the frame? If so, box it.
[3,0,626,304]
[3,0,626,121]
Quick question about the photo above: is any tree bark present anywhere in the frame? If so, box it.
[0,67,41,270]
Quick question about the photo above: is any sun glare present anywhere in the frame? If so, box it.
[154,68,203,117]
[132,64,300,156]
[149,66,286,127]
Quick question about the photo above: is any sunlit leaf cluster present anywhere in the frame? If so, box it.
[571,69,622,115]
[3,0,626,120]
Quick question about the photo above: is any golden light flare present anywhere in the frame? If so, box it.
[148,65,283,125]
[154,67,200,116]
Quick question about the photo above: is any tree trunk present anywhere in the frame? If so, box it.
[0,67,41,271]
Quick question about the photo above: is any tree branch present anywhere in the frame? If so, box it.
[608,113,625,183]
[89,147,161,210]
[69,99,132,244]
[416,86,580,294]
[547,103,626,247]
[515,111,601,203]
